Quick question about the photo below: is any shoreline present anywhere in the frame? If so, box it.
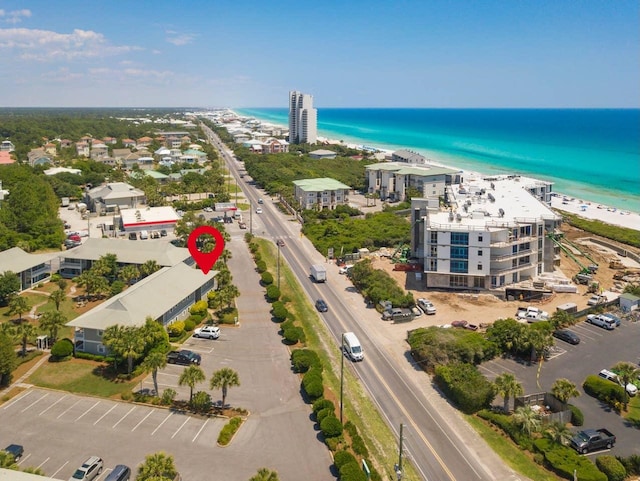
[230,109,640,231]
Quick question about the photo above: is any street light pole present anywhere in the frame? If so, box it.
[340,333,345,424]
[277,243,281,290]
[394,423,404,480]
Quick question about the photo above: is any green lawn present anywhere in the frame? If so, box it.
[35,297,79,321]
[27,359,138,398]
[464,415,562,481]
[625,395,640,426]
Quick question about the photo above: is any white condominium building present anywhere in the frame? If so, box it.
[289,91,317,144]
[411,174,560,291]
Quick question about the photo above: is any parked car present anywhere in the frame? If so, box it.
[150,231,160,239]
[193,325,220,340]
[587,295,605,306]
[160,229,168,237]
[586,314,615,330]
[166,350,201,366]
[602,312,622,327]
[104,465,131,481]
[599,369,638,396]
[128,232,138,241]
[417,298,436,315]
[238,222,247,229]
[2,444,24,461]
[69,456,103,481]
[339,265,353,275]
[67,234,82,243]
[315,299,328,312]
[203,207,213,212]
[553,329,581,345]
[451,320,468,328]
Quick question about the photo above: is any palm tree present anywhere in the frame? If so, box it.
[140,260,160,278]
[551,378,580,404]
[179,365,205,402]
[103,325,145,375]
[512,405,541,436]
[612,361,640,410]
[38,310,68,342]
[249,468,280,481]
[8,295,30,322]
[118,264,140,286]
[136,452,177,481]
[494,373,524,413]
[210,367,240,409]
[48,288,67,311]
[544,421,572,446]
[549,310,573,330]
[141,351,167,396]
[10,321,37,357]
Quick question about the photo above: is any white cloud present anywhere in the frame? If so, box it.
[41,67,84,82]
[166,31,196,46]
[0,9,32,24]
[87,67,175,83]
[0,27,142,61]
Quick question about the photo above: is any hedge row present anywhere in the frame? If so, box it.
[583,375,625,408]
[217,416,243,446]
[533,438,607,481]
[477,409,534,451]
[434,363,495,414]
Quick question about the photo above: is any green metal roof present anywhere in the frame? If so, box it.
[292,177,351,191]
[366,162,459,176]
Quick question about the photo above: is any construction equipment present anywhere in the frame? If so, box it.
[390,243,411,264]
[609,259,625,269]
[548,233,598,275]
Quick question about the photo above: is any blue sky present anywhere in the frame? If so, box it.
[1,0,638,108]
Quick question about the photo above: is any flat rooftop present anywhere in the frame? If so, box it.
[120,206,180,228]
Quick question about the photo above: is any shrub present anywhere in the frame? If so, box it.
[325,436,342,452]
[190,300,208,316]
[334,450,358,470]
[280,319,294,333]
[339,461,367,481]
[477,409,534,450]
[312,398,335,414]
[161,388,177,406]
[265,285,280,302]
[271,302,288,321]
[316,407,333,424]
[253,252,262,262]
[302,368,324,400]
[583,375,625,406]
[291,349,321,373]
[50,338,74,360]
[217,416,243,446]
[74,351,114,363]
[283,326,305,345]
[110,280,125,296]
[191,391,212,412]
[50,273,62,282]
[434,363,495,414]
[320,414,343,438]
[596,455,626,481]
[256,260,267,273]
[534,438,607,481]
[184,319,196,332]
[568,404,584,426]
[167,321,185,337]
[351,434,369,457]
[261,272,274,285]
[617,455,640,476]
[121,391,133,401]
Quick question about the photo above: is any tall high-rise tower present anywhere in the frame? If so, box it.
[289,91,317,144]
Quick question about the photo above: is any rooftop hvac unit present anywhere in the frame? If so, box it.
[463,204,468,212]
[456,213,462,221]
[490,182,495,190]
[498,208,505,217]
[449,212,454,221]
[466,200,472,206]
[488,193,495,202]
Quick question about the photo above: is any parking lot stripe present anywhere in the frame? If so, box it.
[39,394,68,416]
[21,392,49,413]
[57,399,81,419]
[2,389,33,410]
[94,404,117,425]
[171,417,190,438]
[192,418,208,443]
[112,406,136,428]
[75,400,100,421]
[51,461,68,479]
[152,412,174,435]
[17,453,31,466]
[131,410,153,432]
[36,456,50,470]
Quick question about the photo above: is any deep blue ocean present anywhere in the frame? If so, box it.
[235,108,640,213]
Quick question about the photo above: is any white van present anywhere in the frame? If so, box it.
[139,230,149,240]
[343,332,363,362]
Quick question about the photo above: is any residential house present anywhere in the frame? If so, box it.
[309,149,336,160]
[121,152,142,170]
[60,139,73,149]
[76,142,90,157]
[84,182,145,214]
[392,149,427,164]
[0,247,57,290]
[67,262,217,355]
[0,140,15,152]
[90,143,109,161]
[0,152,15,165]
[293,178,350,210]
[262,138,289,154]
[102,137,117,145]
[181,149,207,163]
[136,136,153,148]
[43,143,57,156]
[122,139,136,148]
[27,148,53,167]
[112,148,132,163]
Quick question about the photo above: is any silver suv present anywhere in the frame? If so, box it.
[69,456,103,481]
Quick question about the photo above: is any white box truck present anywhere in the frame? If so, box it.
[342,332,363,361]
[310,265,327,283]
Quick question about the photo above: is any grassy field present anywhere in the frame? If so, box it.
[27,358,138,398]
[625,395,640,426]
[256,237,420,481]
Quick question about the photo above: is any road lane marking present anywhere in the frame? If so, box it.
[36,457,50,469]
[112,406,136,428]
[51,461,68,479]
[39,394,67,416]
[152,412,173,435]
[75,400,100,421]
[131,410,153,432]
[3,390,33,410]
[94,404,117,425]
[171,417,189,438]
[192,419,208,443]
[20,392,49,412]
[57,399,81,419]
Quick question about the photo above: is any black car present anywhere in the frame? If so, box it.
[315,299,328,312]
[166,350,201,366]
[160,230,168,237]
[553,329,580,345]
[3,444,24,461]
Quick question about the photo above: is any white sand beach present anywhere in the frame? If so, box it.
[549,195,639,230]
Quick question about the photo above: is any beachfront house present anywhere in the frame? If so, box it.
[309,149,337,160]
[392,149,427,164]
[411,174,562,291]
[293,177,350,211]
[366,162,461,202]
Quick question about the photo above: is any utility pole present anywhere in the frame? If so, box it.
[394,423,404,480]
[277,243,281,290]
[340,333,345,424]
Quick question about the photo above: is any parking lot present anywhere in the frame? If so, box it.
[480,316,640,456]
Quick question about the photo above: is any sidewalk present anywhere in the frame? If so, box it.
[10,351,50,389]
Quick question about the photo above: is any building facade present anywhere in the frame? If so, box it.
[289,91,317,144]
[293,178,350,210]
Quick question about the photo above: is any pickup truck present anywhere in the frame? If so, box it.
[570,428,616,454]
[516,306,549,322]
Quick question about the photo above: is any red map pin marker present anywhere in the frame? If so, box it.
[187,225,225,274]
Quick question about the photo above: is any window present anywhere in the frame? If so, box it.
[97,344,106,354]
[97,330,103,337]
[449,275,467,287]
[478,250,483,256]
[478,234,483,242]
[428,259,437,271]
[430,231,438,243]
[491,276,497,287]
[451,232,469,245]
[477,263,483,271]
[512,273,518,283]
[451,260,468,273]
[451,246,468,259]
[473,277,485,288]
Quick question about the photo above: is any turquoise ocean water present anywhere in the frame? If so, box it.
[235,108,640,213]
